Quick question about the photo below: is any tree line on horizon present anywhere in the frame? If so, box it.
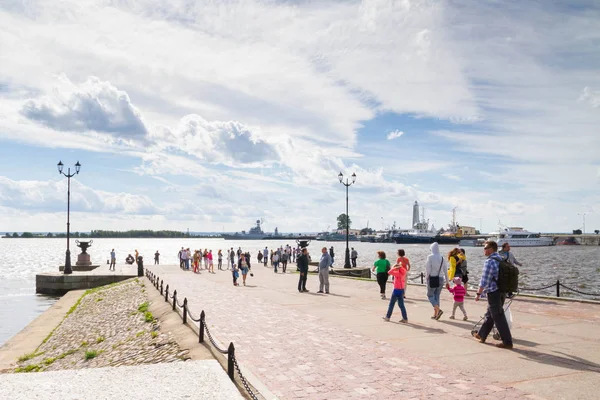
[2,230,192,238]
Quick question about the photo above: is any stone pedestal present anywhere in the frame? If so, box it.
[59,264,99,272]
[76,253,92,267]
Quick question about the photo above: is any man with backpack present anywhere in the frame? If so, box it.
[473,240,514,349]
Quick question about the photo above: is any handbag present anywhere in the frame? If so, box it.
[428,259,444,288]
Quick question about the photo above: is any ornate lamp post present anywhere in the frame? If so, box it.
[57,161,81,274]
[338,172,356,269]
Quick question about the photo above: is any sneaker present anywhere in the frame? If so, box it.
[317,291,324,293]
[435,310,444,320]
[299,290,303,293]
[382,317,390,322]
[399,319,408,323]
[463,316,468,321]
[381,295,386,300]
[449,315,455,320]
[496,343,513,349]
[325,292,330,294]
[303,289,310,292]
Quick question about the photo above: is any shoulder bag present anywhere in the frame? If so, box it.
[428,259,444,288]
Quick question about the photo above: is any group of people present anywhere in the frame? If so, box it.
[109,249,160,270]
[375,241,518,350]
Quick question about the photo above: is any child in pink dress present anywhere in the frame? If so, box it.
[448,277,468,320]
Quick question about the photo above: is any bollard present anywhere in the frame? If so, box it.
[420,272,424,284]
[160,280,163,295]
[165,285,169,302]
[183,298,188,324]
[556,279,560,297]
[227,342,235,381]
[172,290,177,311]
[199,311,205,343]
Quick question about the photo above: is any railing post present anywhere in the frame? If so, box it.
[227,342,235,381]
[160,280,163,295]
[420,272,424,284]
[172,290,177,311]
[183,298,188,324]
[156,276,159,289]
[199,311,205,343]
[556,279,560,297]
[165,285,169,302]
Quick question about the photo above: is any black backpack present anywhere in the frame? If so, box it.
[494,256,519,293]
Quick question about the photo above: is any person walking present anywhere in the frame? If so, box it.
[154,250,160,265]
[281,251,289,273]
[329,246,335,267]
[350,247,358,268]
[263,247,269,266]
[318,247,332,294]
[239,254,249,286]
[208,250,214,273]
[178,247,184,269]
[447,248,465,281]
[229,248,235,268]
[448,277,468,320]
[372,251,390,299]
[109,249,116,271]
[273,251,280,273]
[217,250,223,270]
[395,249,411,298]
[382,261,408,323]
[425,242,449,320]
[473,241,514,349]
[459,248,470,296]
[297,248,309,293]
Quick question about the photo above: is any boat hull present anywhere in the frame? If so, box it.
[497,238,554,247]
[394,235,461,245]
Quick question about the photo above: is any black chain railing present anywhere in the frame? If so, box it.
[398,272,599,299]
[145,270,259,400]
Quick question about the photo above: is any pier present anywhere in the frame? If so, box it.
[143,264,600,400]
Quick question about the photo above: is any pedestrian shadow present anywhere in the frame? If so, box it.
[512,348,600,373]
[512,338,539,348]
[325,293,351,298]
[438,319,475,329]
[244,285,258,288]
[403,323,446,334]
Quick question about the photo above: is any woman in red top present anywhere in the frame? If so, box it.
[382,260,409,323]
[394,249,411,298]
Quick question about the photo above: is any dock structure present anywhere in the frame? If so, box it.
[36,264,138,295]
[140,264,600,400]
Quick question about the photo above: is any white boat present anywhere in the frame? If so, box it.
[459,238,486,247]
[496,227,554,247]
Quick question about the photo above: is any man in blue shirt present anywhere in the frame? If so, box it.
[318,247,332,294]
[473,240,513,349]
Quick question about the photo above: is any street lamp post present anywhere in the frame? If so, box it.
[338,172,356,269]
[57,161,81,274]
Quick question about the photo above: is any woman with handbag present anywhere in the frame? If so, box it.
[425,242,449,320]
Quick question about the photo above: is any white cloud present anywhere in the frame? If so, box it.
[20,75,149,138]
[579,87,600,108]
[386,130,404,140]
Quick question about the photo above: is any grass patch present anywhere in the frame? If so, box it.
[151,331,158,339]
[17,351,44,363]
[42,357,56,366]
[144,311,154,322]
[137,302,149,313]
[15,364,41,373]
[96,298,103,302]
[85,350,98,360]
[57,349,78,360]
[136,331,145,337]
[81,341,88,347]
[96,336,105,343]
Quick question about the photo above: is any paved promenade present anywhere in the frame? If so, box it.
[147,264,600,400]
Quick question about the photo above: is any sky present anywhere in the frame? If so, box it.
[1,0,599,234]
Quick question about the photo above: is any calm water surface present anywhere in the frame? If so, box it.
[1,238,598,345]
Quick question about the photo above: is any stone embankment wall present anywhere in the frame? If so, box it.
[11,279,187,373]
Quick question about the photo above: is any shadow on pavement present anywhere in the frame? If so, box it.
[513,348,600,373]
[404,323,446,334]
[512,338,539,348]
[438,319,475,329]
[325,293,351,298]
